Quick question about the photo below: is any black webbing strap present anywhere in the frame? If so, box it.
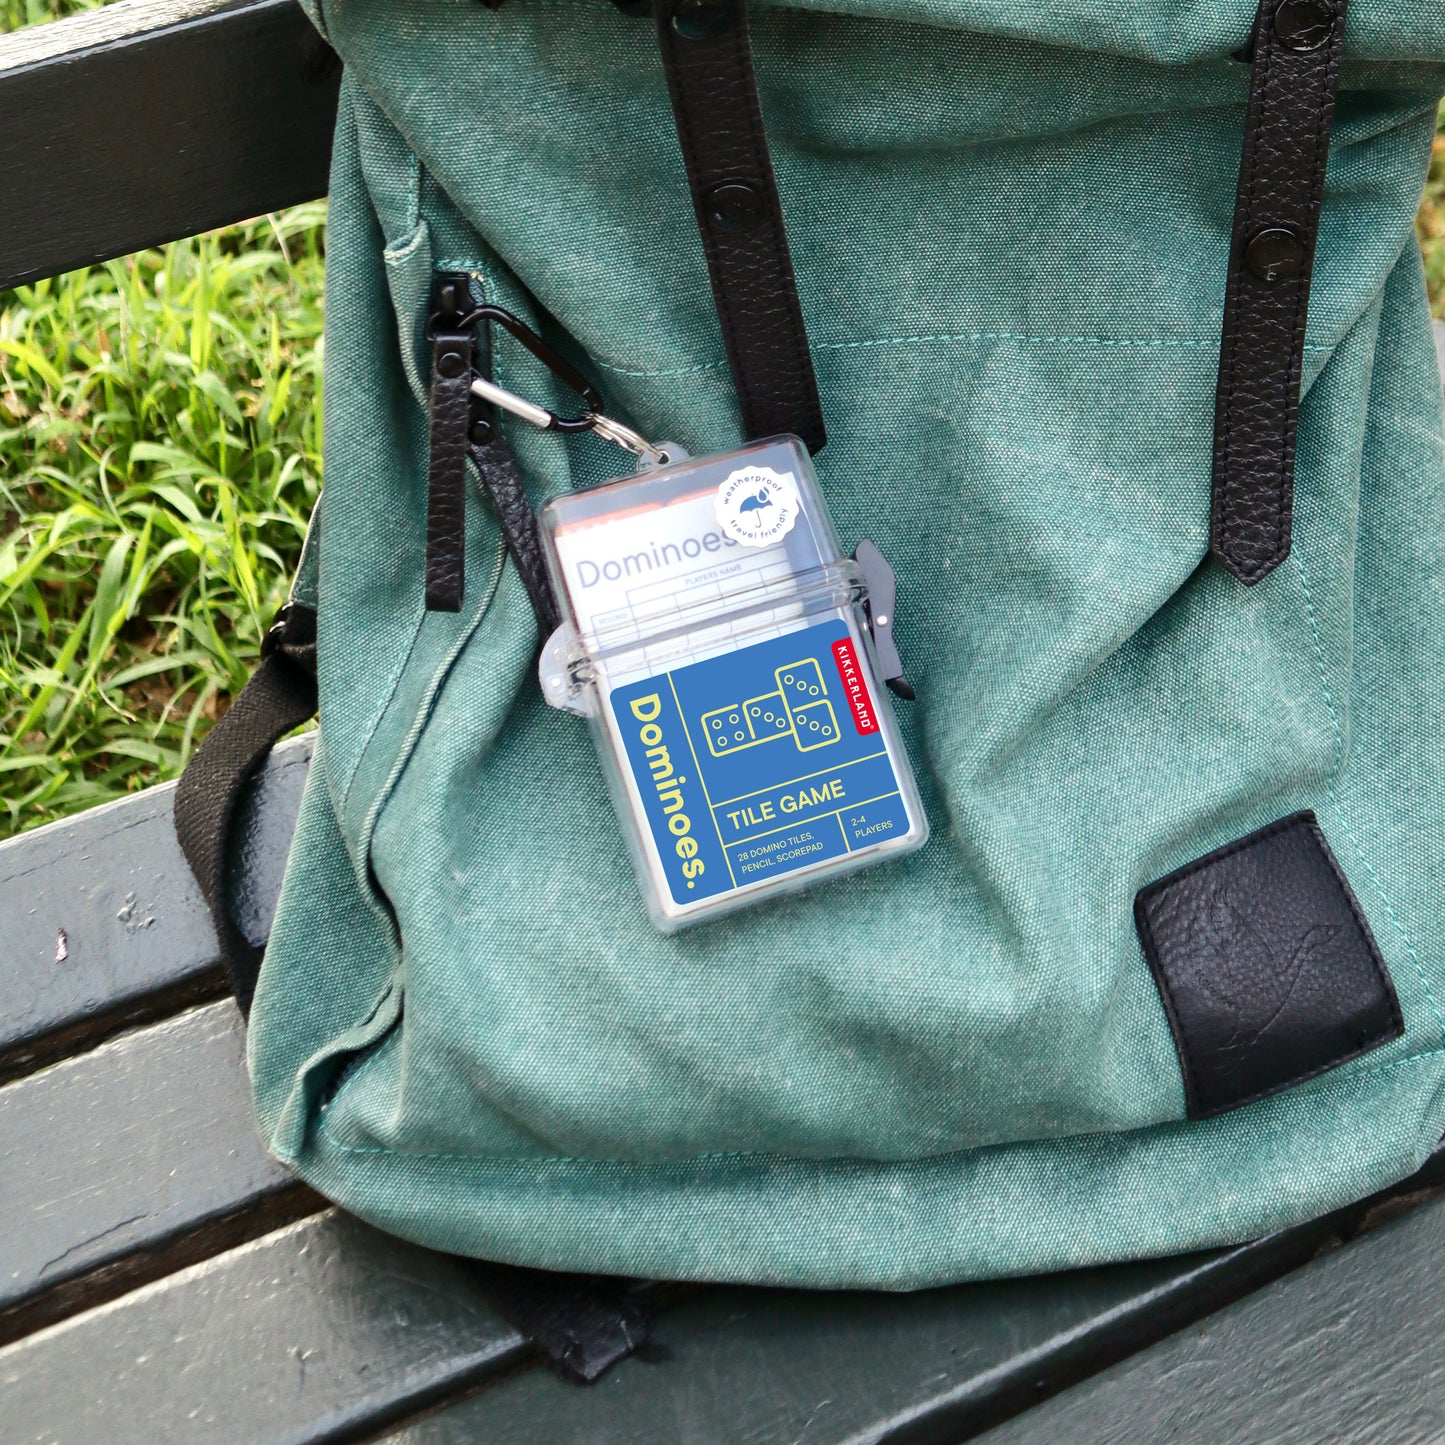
[1211,0,1348,585]
[653,0,826,452]
[174,603,318,1016]
[172,608,652,1384]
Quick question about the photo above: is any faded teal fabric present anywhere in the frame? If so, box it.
[247,0,1445,1286]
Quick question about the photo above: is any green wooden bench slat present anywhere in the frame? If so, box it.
[0,999,318,1342]
[0,0,338,292]
[5,997,1438,1439]
[375,1183,1442,1445]
[0,1210,529,1445]
[11,1164,1435,1445]
[979,1187,1445,1445]
[0,733,311,1084]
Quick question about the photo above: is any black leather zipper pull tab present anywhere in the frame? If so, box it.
[425,277,477,612]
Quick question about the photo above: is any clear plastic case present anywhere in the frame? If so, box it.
[539,435,928,930]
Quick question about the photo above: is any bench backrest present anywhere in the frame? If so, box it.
[0,0,338,291]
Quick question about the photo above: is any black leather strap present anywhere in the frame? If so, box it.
[427,274,561,633]
[174,604,319,1016]
[1211,0,1348,585]
[653,0,826,453]
[426,325,475,612]
[470,429,562,637]
[475,1265,656,1383]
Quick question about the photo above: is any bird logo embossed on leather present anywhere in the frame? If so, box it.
[1134,812,1402,1118]
[1196,885,1342,1057]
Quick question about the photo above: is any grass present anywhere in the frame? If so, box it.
[1421,107,1445,315]
[0,212,326,834]
[0,0,326,835]
[0,4,1441,838]
[2,0,91,25]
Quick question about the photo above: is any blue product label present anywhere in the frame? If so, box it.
[611,619,912,906]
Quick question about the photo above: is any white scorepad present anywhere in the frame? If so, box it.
[549,453,827,680]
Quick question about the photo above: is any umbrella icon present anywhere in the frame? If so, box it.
[737,490,773,529]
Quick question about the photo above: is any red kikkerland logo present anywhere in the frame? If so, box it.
[831,639,879,735]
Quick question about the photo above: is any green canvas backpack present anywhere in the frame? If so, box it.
[177,0,1445,1326]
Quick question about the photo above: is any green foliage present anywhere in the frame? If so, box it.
[1,0,98,30]
[0,209,326,834]
[1420,103,1445,318]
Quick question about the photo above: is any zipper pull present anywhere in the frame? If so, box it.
[425,276,478,612]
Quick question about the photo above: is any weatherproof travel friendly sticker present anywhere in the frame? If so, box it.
[716,463,800,548]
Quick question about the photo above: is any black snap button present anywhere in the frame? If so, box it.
[672,0,734,39]
[706,181,764,233]
[469,417,493,446]
[1273,0,1336,52]
[436,347,467,378]
[1244,228,1306,283]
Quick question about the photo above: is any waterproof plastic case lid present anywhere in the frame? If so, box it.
[539,435,928,930]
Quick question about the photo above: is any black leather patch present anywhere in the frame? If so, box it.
[1135,811,1401,1119]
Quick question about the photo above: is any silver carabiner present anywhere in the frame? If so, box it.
[469,376,671,468]
[470,376,670,467]
[469,374,558,433]
[589,412,670,467]
[454,303,672,467]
